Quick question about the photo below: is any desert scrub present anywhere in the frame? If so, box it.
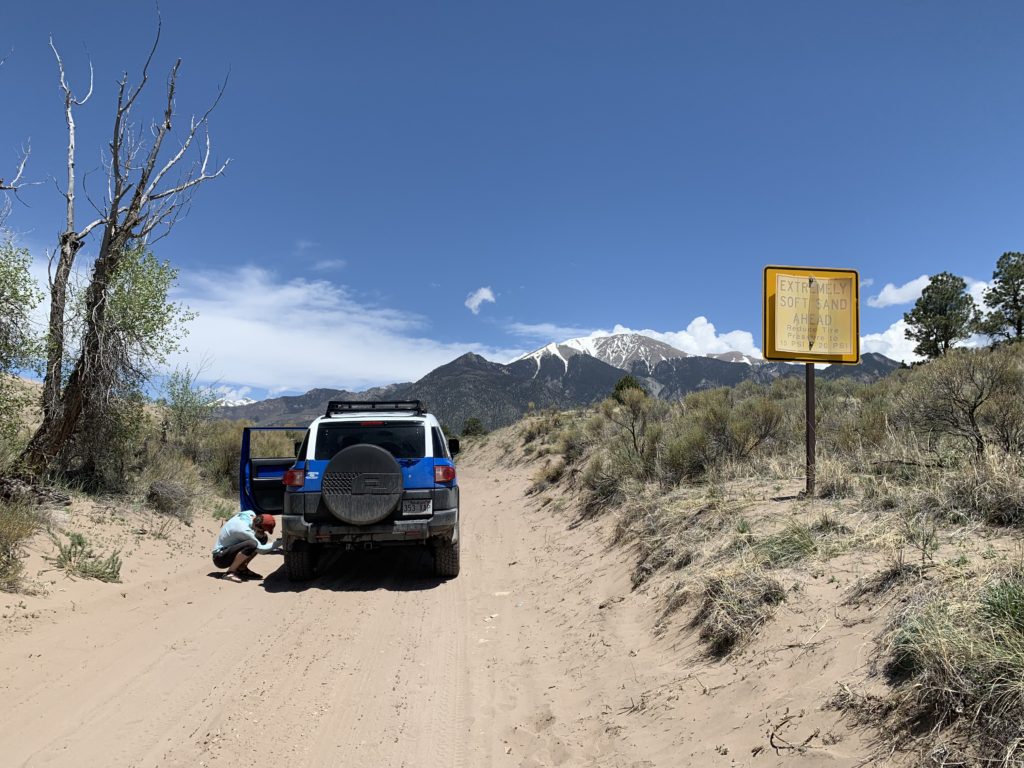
[199,418,251,492]
[816,455,857,498]
[0,501,42,592]
[580,455,625,517]
[528,459,565,495]
[931,451,1024,526]
[211,500,235,521]
[691,570,786,656]
[886,571,1024,763]
[48,532,122,582]
[521,410,564,445]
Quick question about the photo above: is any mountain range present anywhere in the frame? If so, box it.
[215,333,904,431]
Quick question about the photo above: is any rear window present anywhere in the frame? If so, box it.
[431,427,450,459]
[315,422,425,460]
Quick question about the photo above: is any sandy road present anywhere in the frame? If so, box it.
[0,451,678,768]
[0,444,873,767]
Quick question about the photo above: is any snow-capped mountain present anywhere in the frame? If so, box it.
[215,396,257,407]
[709,351,762,366]
[515,333,695,375]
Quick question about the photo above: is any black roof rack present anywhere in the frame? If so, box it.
[324,400,427,417]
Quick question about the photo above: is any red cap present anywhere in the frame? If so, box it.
[255,514,276,532]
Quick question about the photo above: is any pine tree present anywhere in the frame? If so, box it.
[978,252,1024,342]
[903,272,976,358]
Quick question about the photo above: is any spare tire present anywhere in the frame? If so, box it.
[321,444,404,525]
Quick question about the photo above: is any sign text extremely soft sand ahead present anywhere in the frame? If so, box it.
[763,266,860,363]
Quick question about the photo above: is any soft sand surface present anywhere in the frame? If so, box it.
[0,444,878,767]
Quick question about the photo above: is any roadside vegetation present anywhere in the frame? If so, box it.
[518,339,1024,765]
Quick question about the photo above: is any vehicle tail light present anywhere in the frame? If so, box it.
[283,469,305,487]
[360,421,385,426]
[434,465,456,483]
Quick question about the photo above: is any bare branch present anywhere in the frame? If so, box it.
[122,11,161,115]
[145,73,228,197]
[49,37,94,107]
[0,142,30,191]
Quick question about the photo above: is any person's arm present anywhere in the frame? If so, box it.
[251,529,279,553]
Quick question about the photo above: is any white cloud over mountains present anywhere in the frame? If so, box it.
[464,286,496,314]
[553,318,761,358]
[867,275,930,308]
[169,267,524,392]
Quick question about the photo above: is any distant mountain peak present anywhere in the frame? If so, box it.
[516,332,694,375]
[215,395,257,407]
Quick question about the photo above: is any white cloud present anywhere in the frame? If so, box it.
[292,239,317,255]
[507,321,595,340]
[575,318,761,358]
[860,319,922,363]
[464,286,495,315]
[860,316,990,364]
[859,277,874,289]
[867,275,930,308]
[967,278,990,308]
[312,258,347,271]
[169,267,524,391]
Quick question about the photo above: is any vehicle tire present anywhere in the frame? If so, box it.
[321,444,404,525]
[433,532,460,579]
[285,544,317,581]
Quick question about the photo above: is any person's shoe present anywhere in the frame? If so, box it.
[223,571,245,583]
[238,567,263,580]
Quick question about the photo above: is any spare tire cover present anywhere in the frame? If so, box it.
[321,444,404,525]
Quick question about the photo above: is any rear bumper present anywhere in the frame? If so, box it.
[282,508,458,547]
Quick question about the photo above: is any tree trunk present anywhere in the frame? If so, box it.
[21,232,126,475]
[41,232,82,419]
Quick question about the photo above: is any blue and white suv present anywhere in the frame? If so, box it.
[239,400,460,581]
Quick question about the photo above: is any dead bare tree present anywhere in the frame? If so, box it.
[0,49,32,225]
[20,20,228,477]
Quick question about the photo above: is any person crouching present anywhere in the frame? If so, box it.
[212,510,278,582]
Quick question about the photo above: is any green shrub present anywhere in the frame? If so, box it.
[461,417,487,436]
[612,374,647,403]
[59,394,153,493]
[48,532,121,582]
[661,425,712,483]
[0,501,42,592]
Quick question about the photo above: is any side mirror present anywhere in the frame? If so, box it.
[294,441,302,457]
[448,437,461,457]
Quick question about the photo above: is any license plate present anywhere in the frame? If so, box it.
[402,499,432,516]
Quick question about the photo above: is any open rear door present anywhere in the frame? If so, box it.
[239,426,306,514]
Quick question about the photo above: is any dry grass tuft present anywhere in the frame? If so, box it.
[691,570,786,656]
[881,570,1024,763]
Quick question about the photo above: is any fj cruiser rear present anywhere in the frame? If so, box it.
[239,400,460,581]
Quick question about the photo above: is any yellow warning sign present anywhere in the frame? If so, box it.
[763,266,860,363]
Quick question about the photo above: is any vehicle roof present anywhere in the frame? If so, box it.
[310,411,441,429]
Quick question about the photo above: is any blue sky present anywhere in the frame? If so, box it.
[1,2,1020,399]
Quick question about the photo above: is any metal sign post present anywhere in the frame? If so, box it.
[762,266,860,497]
[805,363,815,496]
